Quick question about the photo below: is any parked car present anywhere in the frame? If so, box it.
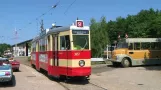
[9,58,20,71]
[0,58,14,85]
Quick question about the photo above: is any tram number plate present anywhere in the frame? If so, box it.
[72,30,89,34]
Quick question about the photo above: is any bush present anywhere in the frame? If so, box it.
[28,56,31,61]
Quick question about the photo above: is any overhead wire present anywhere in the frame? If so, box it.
[4,0,78,44]
[1,1,60,44]
[64,0,77,15]
[9,0,77,42]
[19,1,60,31]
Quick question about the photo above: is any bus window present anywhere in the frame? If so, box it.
[141,42,151,50]
[117,42,128,49]
[158,42,161,50]
[128,43,133,50]
[151,42,161,50]
[134,43,140,50]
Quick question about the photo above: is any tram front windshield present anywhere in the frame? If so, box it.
[73,35,89,50]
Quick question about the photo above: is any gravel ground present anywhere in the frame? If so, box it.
[15,58,161,90]
[90,65,161,90]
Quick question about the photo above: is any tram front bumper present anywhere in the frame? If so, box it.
[67,67,91,77]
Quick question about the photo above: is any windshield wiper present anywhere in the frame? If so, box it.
[81,38,87,51]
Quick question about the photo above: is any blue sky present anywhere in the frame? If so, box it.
[0,0,161,45]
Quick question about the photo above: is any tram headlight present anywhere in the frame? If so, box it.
[79,60,85,67]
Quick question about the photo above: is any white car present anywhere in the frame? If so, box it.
[0,58,14,85]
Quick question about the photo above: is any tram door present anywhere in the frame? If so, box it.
[36,41,39,70]
[53,34,59,75]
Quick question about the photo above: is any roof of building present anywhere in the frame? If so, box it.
[11,39,33,47]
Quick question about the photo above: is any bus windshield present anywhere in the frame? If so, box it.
[73,35,89,50]
[117,42,128,49]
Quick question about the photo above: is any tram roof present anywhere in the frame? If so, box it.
[125,38,161,43]
[47,25,90,35]
[31,25,90,42]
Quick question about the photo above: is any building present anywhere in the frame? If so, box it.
[12,39,32,57]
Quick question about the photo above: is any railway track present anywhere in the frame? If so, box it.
[19,61,110,90]
[57,79,107,90]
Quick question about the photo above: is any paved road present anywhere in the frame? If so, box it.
[0,64,66,90]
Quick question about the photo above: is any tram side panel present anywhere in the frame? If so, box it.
[31,52,36,65]
[58,51,71,76]
[39,52,48,70]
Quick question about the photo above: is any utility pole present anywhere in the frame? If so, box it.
[40,19,45,32]
[14,28,18,57]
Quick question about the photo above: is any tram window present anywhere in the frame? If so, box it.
[39,38,46,51]
[65,35,70,50]
[39,40,41,51]
[32,43,35,52]
[60,35,70,50]
[73,35,89,50]
[60,36,65,50]
[42,39,46,51]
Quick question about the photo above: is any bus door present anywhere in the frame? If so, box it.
[53,34,59,76]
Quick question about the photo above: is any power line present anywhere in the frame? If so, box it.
[64,0,77,15]
[19,2,60,31]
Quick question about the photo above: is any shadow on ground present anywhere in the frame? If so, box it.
[0,75,16,87]
[108,63,161,71]
[58,78,90,85]
[137,65,161,71]
[13,70,22,72]
[92,64,116,74]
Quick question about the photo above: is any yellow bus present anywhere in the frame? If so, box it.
[109,38,161,67]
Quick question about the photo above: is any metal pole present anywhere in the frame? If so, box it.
[106,45,108,59]
[14,27,18,57]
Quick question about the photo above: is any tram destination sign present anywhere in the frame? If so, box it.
[72,30,89,34]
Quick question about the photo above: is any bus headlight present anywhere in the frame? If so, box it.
[116,56,119,60]
[79,60,85,67]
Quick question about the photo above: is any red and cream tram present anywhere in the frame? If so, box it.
[31,20,91,79]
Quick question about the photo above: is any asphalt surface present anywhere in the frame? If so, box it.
[0,64,66,90]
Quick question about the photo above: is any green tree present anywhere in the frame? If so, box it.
[90,8,161,58]
[90,17,110,57]
[90,18,99,57]
[0,43,11,56]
